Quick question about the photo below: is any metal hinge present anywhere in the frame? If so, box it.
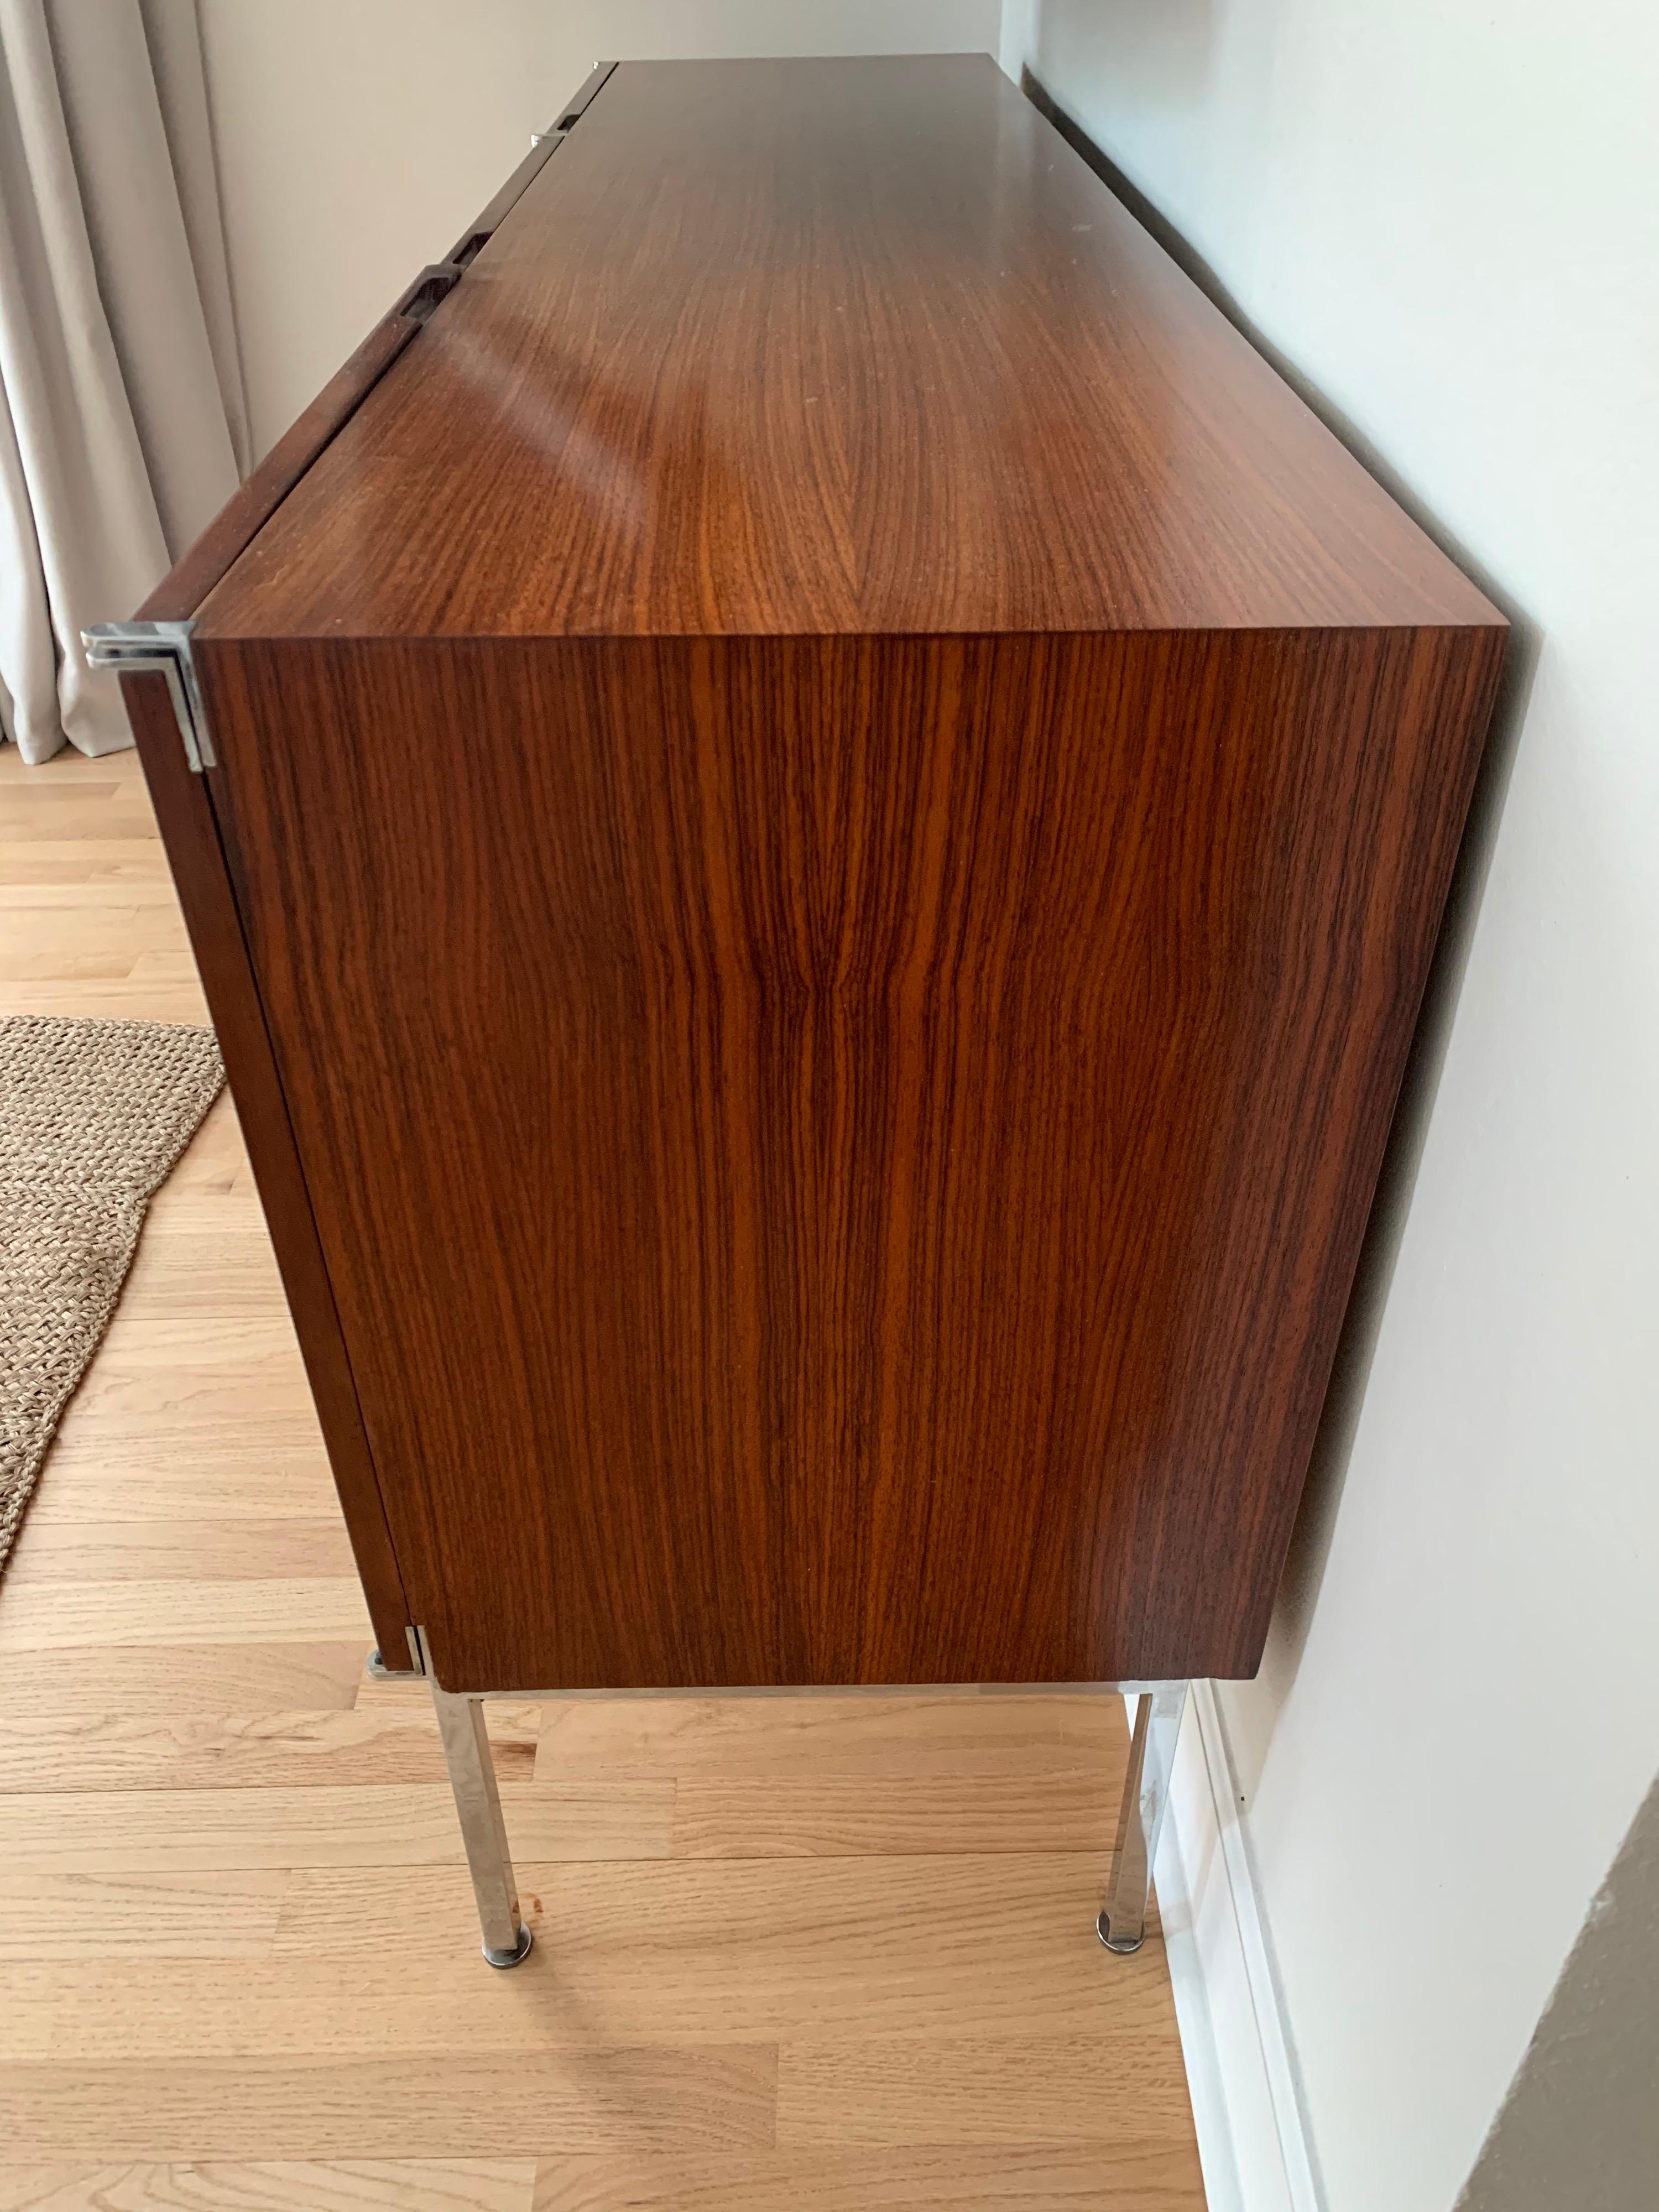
[83,619,216,772]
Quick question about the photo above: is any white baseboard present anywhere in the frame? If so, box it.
[1143,1681,1324,2212]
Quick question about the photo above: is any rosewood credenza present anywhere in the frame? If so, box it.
[91,55,1505,1964]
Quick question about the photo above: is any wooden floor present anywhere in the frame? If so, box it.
[0,743,1205,2211]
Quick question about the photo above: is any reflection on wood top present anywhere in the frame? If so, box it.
[199,56,1498,642]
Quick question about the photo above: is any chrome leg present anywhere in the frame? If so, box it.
[430,1672,533,1968]
[1098,1679,1188,1954]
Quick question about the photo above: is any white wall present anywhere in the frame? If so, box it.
[198,1,1000,457]
[998,5,1659,2210]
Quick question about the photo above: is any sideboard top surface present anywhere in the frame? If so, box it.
[197,55,1499,644]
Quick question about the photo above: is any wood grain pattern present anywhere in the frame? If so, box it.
[0,1647,368,1721]
[22,1460,340,1520]
[529,2147,1203,2212]
[198,56,1496,643]
[533,1692,1126,1777]
[0,1872,285,1960]
[196,619,1502,1689]
[0,1707,537,1793]
[776,2036,1196,2145]
[0,2051,778,2161]
[0,1579,370,1653]
[3,1520,359,1585]
[668,1771,1121,1859]
[116,1231,290,1318]
[0,1782,670,1874]
[0,2165,536,2212]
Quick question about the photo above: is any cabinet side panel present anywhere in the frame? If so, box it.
[1098,619,1505,1676]
[194,627,1499,1689]
[121,671,413,1662]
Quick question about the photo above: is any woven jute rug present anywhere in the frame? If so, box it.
[0,1016,223,1572]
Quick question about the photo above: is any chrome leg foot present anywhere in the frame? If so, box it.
[1098,1680,1188,1954]
[483,1924,534,1969]
[429,1663,531,1968]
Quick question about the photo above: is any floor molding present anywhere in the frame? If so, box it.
[1146,1681,1325,2212]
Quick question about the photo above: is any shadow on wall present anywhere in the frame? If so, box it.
[1019,66,1543,1687]
[1036,0,1223,107]
[1453,1766,1659,2212]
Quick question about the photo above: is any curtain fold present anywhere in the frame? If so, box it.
[0,0,246,763]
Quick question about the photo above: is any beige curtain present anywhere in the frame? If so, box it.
[0,0,249,764]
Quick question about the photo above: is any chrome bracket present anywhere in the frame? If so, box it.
[82,619,216,772]
[367,1626,427,1679]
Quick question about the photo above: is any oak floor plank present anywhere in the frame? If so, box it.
[0,946,142,984]
[530,2146,1205,2211]
[0,1780,673,1874]
[0,2165,536,2212]
[0,875,185,906]
[0,2052,778,2161]
[138,1189,274,1239]
[19,1462,342,1522]
[88,1315,319,1367]
[137,1166,274,1244]
[0,841,174,885]
[125,945,210,978]
[0,1647,368,1719]
[533,1694,1129,1781]
[0,787,145,838]
[0,743,124,778]
[0,1707,538,1793]
[3,1520,360,1585]
[0,979,208,1021]
[0,891,160,923]
[0,1870,284,1959]
[776,2036,1197,2148]
[0,752,123,782]
[0,1579,372,1653]
[46,1362,325,1468]
[671,1771,1119,1858]
[41,1410,331,1484]
[119,1235,290,1319]
[0,905,190,971]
